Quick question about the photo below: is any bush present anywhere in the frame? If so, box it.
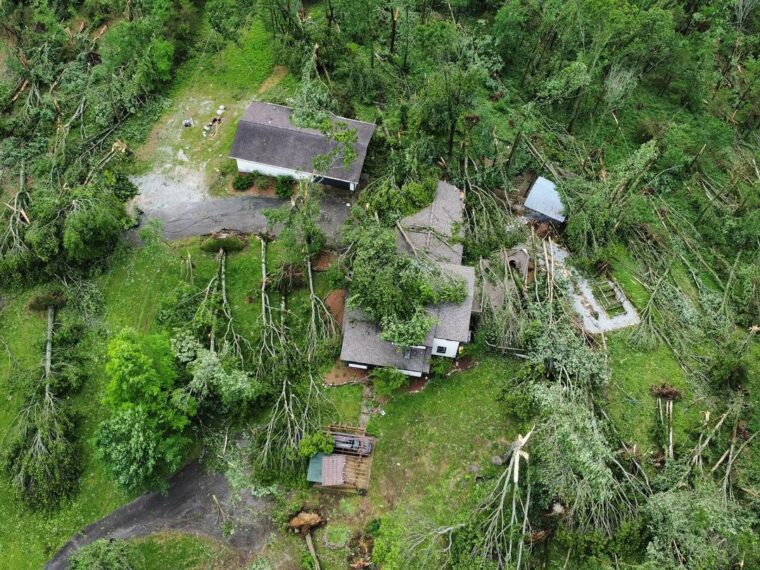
[371,367,408,397]
[69,538,132,569]
[299,431,335,457]
[232,173,255,191]
[275,175,295,198]
[429,356,453,378]
[200,235,245,253]
[220,159,237,177]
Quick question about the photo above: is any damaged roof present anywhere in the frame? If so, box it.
[230,101,376,185]
[432,263,475,343]
[340,264,475,369]
[339,307,434,374]
[396,180,465,264]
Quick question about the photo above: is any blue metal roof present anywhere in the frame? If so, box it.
[525,177,565,222]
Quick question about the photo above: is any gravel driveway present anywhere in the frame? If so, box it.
[46,462,275,569]
[131,169,351,242]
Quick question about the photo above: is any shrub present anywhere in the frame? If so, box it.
[429,356,453,378]
[69,538,133,569]
[299,431,335,457]
[220,159,237,177]
[371,367,408,397]
[200,235,245,253]
[232,173,255,191]
[156,282,201,329]
[275,175,294,198]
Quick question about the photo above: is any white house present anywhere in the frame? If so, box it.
[229,101,376,191]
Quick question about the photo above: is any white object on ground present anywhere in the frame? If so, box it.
[546,241,640,334]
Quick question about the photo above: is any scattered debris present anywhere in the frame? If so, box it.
[288,511,324,570]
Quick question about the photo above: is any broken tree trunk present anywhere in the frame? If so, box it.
[45,306,55,379]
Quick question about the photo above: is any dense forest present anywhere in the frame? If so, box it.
[0,0,758,568]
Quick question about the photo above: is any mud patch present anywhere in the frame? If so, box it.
[325,360,367,386]
[258,65,289,95]
[324,289,346,328]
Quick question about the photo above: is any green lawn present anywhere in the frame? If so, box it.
[607,334,702,455]
[288,355,520,569]
[128,532,238,569]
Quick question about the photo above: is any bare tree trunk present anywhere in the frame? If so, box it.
[45,306,55,379]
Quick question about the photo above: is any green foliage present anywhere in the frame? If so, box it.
[298,432,334,457]
[523,297,611,392]
[275,176,295,198]
[232,173,256,191]
[97,329,193,491]
[69,538,132,570]
[288,59,335,130]
[96,406,190,493]
[179,341,265,413]
[530,383,638,535]
[370,367,408,398]
[344,216,466,345]
[200,235,246,253]
[644,484,759,569]
[3,392,81,510]
[365,176,438,220]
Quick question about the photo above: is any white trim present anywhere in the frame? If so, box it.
[348,363,368,370]
[432,338,459,358]
[233,157,358,190]
[234,158,310,181]
[398,369,423,378]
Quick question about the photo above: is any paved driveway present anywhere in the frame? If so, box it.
[142,194,350,243]
[46,462,274,569]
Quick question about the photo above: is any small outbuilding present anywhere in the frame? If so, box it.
[230,101,376,191]
[524,176,565,223]
[306,425,376,494]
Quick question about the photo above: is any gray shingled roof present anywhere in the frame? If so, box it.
[396,181,464,264]
[432,263,475,342]
[230,101,376,185]
[341,181,475,371]
[524,176,565,222]
[339,307,433,374]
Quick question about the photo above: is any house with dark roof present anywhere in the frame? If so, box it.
[524,176,565,223]
[229,101,375,191]
[340,181,476,377]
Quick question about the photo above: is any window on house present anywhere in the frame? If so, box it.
[436,345,447,355]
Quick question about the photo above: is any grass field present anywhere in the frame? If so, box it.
[0,235,284,568]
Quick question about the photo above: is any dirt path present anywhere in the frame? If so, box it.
[46,462,275,569]
[258,65,288,94]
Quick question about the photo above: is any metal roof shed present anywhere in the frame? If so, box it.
[524,177,566,223]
